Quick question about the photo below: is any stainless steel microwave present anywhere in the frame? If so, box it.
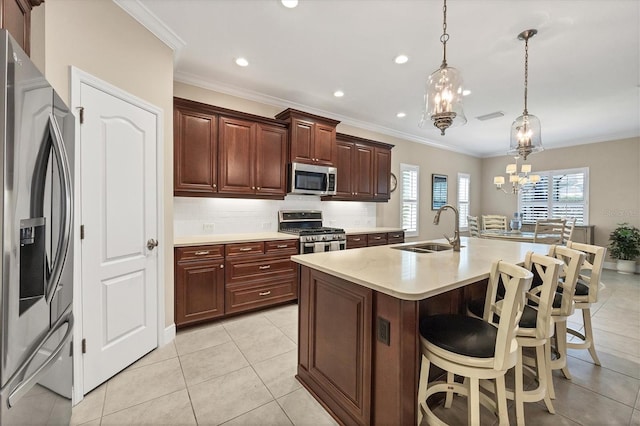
[288,162,337,196]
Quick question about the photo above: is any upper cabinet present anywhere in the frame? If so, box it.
[174,97,288,199]
[275,108,340,167]
[329,133,393,202]
[1,0,43,56]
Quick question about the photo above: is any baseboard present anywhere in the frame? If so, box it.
[162,323,176,346]
[604,261,640,273]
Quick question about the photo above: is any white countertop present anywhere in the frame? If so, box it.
[174,232,298,247]
[291,237,551,301]
[344,227,404,235]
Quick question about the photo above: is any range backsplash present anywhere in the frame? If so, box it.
[174,196,377,236]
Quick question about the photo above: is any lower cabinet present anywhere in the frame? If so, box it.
[175,239,298,328]
[346,231,404,249]
[175,245,225,327]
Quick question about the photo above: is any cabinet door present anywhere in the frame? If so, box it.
[175,259,225,327]
[290,118,314,164]
[335,140,355,198]
[314,123,336,166]
[373,147,391,200]
[354,144,374,199]
[1,0,32,55]
[218,116,255,195]
[255,123,287,196]
[174,107,218,194]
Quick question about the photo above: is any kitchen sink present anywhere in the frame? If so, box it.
[392,242,462,253]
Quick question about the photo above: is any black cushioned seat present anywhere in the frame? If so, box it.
[420,314,497,358]
[519,305,538,328]
[574,278,589,296]
[528,288,563,309]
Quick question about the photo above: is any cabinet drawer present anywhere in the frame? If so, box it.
[265,239,299,256]
[175,245,224,262]
[226,256,296,284]
[387,231,405,244]
[225,241,265,257]
[346,235,367,249]
[225,278,297,315]
[367,233,388,246]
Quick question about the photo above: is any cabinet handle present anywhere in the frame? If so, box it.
[391,234,400,238]
[373,236,381,240]
[259,265,271,270]
[239,247,252,252]
[213,184,217,188]
[259,291,271,296]
[220,264,224,269]
[353,238,361,241]
[194,251,210,256]
[257,187,261,190]
[252,186,255,190]
[276,244,288,248]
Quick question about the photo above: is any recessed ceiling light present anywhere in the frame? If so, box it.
[394,55,409,64]
[462,89,471,96]
[396,112,406,118]
[235,57,249,67]
[281,0,298,8]
[333,90,344,98]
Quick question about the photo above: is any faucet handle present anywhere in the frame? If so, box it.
[443,233,455,245]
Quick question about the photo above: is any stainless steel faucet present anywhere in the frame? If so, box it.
[433,204,461,251]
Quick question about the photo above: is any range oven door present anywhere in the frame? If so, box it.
[301,240,346,254]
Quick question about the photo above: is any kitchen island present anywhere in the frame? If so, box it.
[291,236,551,426]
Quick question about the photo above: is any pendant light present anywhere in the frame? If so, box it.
[509,29,542,160]
[420,0,466,135]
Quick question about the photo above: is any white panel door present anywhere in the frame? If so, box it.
[80,82,158,392]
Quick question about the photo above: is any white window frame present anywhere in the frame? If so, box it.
[518,167,589,225]
[457,173,470,230]
[400,163,420,237]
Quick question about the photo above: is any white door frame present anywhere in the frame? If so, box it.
[70,67,166,403]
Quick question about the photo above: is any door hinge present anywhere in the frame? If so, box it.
[80,225,85,240]
[77,106,84,124]
[81,338,87,354]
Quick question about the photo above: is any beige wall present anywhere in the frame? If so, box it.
[481,138,640,249]
[175,82,484,241]
[32,0,175,327]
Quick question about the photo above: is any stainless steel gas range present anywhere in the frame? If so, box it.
[278,210,346,254]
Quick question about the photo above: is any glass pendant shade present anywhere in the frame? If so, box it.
[509,113,542,160]
[423,66,467,135]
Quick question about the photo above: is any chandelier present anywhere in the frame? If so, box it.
[508,29,542,160]
[493,156,540,194]
[419,0,466,135]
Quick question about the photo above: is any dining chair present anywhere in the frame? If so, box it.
[533,218,566,244]
[565,241,607,365]
[482,214,508,231]
[562,218,576,245]
[417,260,532,426]
[467,215,480,237]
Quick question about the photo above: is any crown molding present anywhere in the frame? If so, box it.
[174,71,478,157]
[114,0,186,54]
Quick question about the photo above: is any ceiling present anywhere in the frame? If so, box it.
[120,0,640,158]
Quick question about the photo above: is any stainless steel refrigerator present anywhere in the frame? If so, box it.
[0,30,74,425]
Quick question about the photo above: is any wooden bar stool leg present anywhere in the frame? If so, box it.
[555,320,572,379]
[583,308,601,365]
[417,354,430,426]
[468,377,481,426]
[444,372,455,408]
[514,349,526,426]
[495,375,509,426]
[536,344,555,414]
[545,340,556,399]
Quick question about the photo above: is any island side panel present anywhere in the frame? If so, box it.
[372,293,420,426]
[297,266,373,426]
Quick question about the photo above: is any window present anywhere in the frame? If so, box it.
[400,163,419,237]
[457,173,470,230]
[518,167,589,225]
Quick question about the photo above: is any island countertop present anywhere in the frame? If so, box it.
[291,236,551,301]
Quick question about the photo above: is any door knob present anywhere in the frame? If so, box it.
[147,239,159,250]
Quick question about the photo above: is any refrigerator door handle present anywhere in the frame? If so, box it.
[3,305,74,407]
[45,113,73,304]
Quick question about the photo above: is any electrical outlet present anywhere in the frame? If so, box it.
[377,317,390,346]
[202,223,215,232]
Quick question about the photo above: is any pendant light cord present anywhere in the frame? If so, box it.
[440,0,449,68]
[523,35,529,115]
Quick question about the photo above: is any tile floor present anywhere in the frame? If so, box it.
[71,269,639,425]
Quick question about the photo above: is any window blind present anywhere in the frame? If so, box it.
[400,164,419,237]
[457,173,470,229]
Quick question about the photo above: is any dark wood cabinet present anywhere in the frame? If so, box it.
[346,234,367,249]
[298,267,372,425]
[174,99,218,195]
[174,98,287,199]
[1,0,41,56]
[329,133,393,202]
[346,231,404,249]
[275,108,340,167]
[387,231,405,244]
[175,245,225,327]
[367,233,388,247]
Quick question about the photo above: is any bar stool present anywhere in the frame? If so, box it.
[509,252,563,425]
[417,260,532,426]
[565,241,607,365]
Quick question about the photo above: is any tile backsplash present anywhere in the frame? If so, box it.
[174,196,377,237]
